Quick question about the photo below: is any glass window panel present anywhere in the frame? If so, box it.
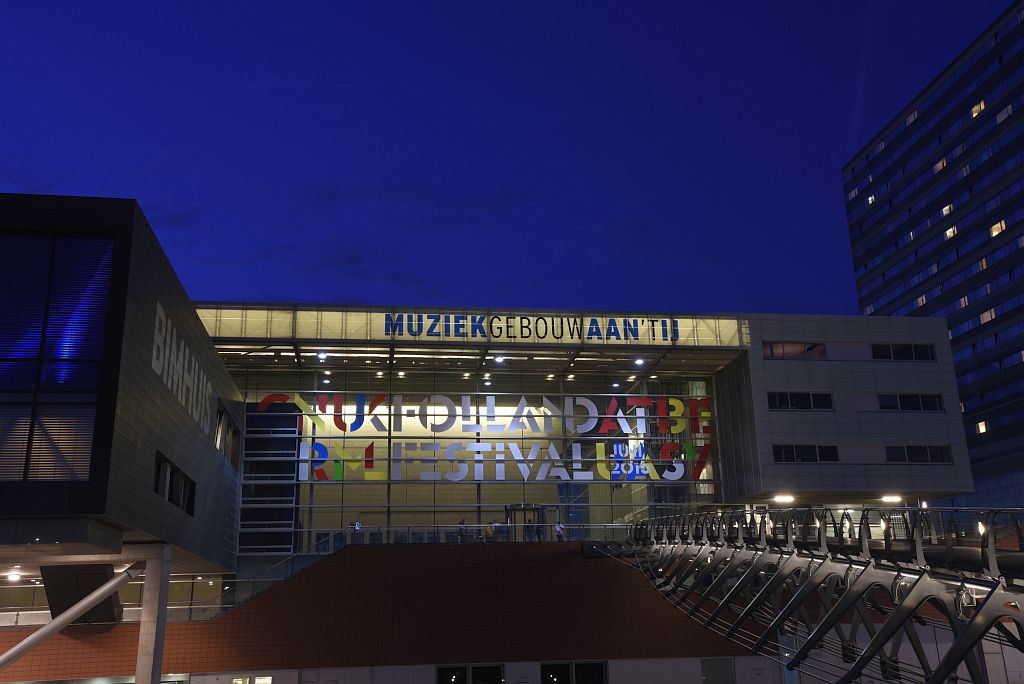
[39,361,100,392]
[27,403,95,481]
[243,309,269,338]
[0,235,50,358]
[790,393,812,410]
[270,310,293,337]
[762,342,773,359]
[885,446,907,462]
[872,344,892,360]
[817,445,839,462]
[217,309,245,337]
[913,344,936,360]
[437,667,466,684]
[771,343,785,359]
[46,239,112,359]
[899,394,922,411]
[767,392,780,410]
[541,664,572,683]
[892,344,914,361]
[920,394,943,411]
[906,445,929,463]
[782,343,805,359]
[795,445,817,462]
[0,361,37,391]
[811,393,833,410]
[0,403,31,480]
[878,394,899,410]
[470,666,504,684]
[805,343,826,359]
[574,662,607,684]
[295,310,319,338]
[929,446,952,463]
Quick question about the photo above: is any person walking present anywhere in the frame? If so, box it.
[555,521,565,542]
[458,519,466,543]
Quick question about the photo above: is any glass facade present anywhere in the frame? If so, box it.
[0,234,113,481]
[843,4,1024,490]
[198,304,743,556]
[235,367,716,554]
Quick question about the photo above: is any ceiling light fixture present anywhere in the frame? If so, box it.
[773,494,795,504]
[634,359,644,366]
[317,352,327,360]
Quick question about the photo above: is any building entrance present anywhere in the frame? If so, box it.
[506,503,557,542]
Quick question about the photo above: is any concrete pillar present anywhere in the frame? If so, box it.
[135,544,171,684]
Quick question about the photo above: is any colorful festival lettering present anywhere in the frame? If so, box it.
[255,392,714,483]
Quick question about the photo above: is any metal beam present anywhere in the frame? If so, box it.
[0,563,143,671]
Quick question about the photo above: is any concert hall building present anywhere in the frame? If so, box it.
[0,194,976,684]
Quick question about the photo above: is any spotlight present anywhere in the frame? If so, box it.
[317,352,327,360]
[612,383,620,388]
[6,573,20,583]
[322,379,330,384]
[484,381,492,386]
[881,495,901,503]
[323,370,331,376]
[773,494,795,504]
[634,359,644,366]
[495,356,505,363]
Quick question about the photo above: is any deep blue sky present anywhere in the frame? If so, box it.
[0,2,1011,313]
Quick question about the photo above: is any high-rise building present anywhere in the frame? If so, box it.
[843,2,1024,506]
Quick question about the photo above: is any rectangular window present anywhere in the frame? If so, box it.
[899,394,923,411]
[795,444,818,462]
[772,444,795,463]
[872,343,935,361]
[892,344,914,360]
[763,341,827,360]
[790,393,812,410]
[945,226,958,239]
[971,100,986,118]
[934,158,947,173]
[767,392,832,411]
[942,203,953,216]
[912,344,936,360]
[997,104,1013,123]
[929,446,952,463]
[906,445,930,463]
[991,219,1007,237]
[980,308,996,324]
[868,194,876,205]
[817,445,839,462]
[920,394,944,411]
[811,393,833,410]
[977,420,988,434]
[906,110,918,126]
[885,446,907,462]
[154,453,196,516]
[879,394,900,410]
[772,444,838,463]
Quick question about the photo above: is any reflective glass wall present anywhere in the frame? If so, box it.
[235,367,717,554]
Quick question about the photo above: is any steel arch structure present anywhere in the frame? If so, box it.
[604,507,1024,683]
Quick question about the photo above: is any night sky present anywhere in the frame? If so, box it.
[0,2,1010,314]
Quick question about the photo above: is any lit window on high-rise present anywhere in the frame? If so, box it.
[959,296,969,309]
[991,219,1007,237]
[942,203,953,216]
[934,158,947,173]
[971,100,986,118]
[977,420,988,434]
[906,110,918,126]
[980,308,996,324]
[997,104,1013,123]
[868,194,876,205]
[945,226,958,239]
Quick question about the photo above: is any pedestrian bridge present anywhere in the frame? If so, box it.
[604,507,1024,684]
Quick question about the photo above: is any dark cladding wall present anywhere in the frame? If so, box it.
[712,353,759,502]
[107,204,243,569]
[0,194,243,569]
